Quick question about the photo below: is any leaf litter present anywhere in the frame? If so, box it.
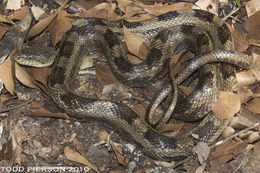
[0,0,259,172]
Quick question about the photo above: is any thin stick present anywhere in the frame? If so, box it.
[209,123,259,149]
[0,91,38,113]
[222,7,240,21]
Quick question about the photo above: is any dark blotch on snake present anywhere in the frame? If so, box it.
[220,65,235,80]
[157,11,180,21]
[206,31,214,45]
[144,129,177,150]
[193,120,218,142]
[154,30,170,43]
[196,33,209,47]
[180,25,195,35]
[114,55,132,72]
[48,66,66,87]
[146,48,162,66]
[58,41,74,59]
[123,20,143,28]
[104,29,120,49]
[194,10,214,22]
[119,106,139,125]
[74,19,105,35]
[218,24,231,44]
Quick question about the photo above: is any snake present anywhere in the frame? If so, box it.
[11,9,253,161]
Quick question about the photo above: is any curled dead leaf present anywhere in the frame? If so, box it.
[136,2,193,16]
[246,97,260,114]
[64,146,99,172]
[210,140,248,162]
[77,3,122,21]
[0,53,15,95]
[47,12,74,46]
[15,63,36,88]
[8,6,30,21]
[239,87,254,103]
[109,139,130,166]
[123,26,149,60]
[193,142,210,165]
[95,63,128,89]
[26,0,69,40]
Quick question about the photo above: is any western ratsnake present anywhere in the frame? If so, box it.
[13,9,253,161]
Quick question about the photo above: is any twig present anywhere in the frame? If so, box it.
[0,91,38,113]
[209,123,259,149]
[222,7,240,21]
[173,156,193,168]
[232,154,247,173]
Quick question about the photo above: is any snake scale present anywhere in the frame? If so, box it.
[14,9,253,161]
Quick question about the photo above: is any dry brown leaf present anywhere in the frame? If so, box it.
[252,52,260,65]
[0,94,12,103]
[29,101,46,109]
[161,122,184,137]
[25,67,51,87]
[95,63,128,88]
[31,108,69,119]
[212,92,241,120]
[253,142,260,156]
[15,63,36,88]
[0,53,15,95]
[0,139,13,160]
[230,107,260,129]
[231,23,249,51]
[246,0,260,17]
[109,139,130,167]
[251,67,260,82]
[0,24,9,40]
[76,0,99,10]
[246,97,260,114]
[194,0,217,14]
[22,66,50,96]
[136,2,193,16]
[73,138,87,157]
[127,54,143,64]
[131,103,147,119]
[170,51,193,76]
[117,0,132,13]
[222,126,235,138]
[124,13,153,22]
[193,142,210,164]
[239,87,254,103]
[123,5,146,20]
[208,161,234,172]
[245,11,260,43]
[178,85,193,96]
[26,0,69,40]
[77,3,122,21]
[98,130,109,141]
[47,12,74,46]
[0,13,15,24]
[236,70,256,88]
[210,140,248,162]
[64,146,99,172]
[248,39,260,46]
[8,6,30,21]
[123,26,149,60]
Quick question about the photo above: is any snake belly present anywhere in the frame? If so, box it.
[47,9,253,161]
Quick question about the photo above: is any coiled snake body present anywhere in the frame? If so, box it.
[16,10,253,161]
